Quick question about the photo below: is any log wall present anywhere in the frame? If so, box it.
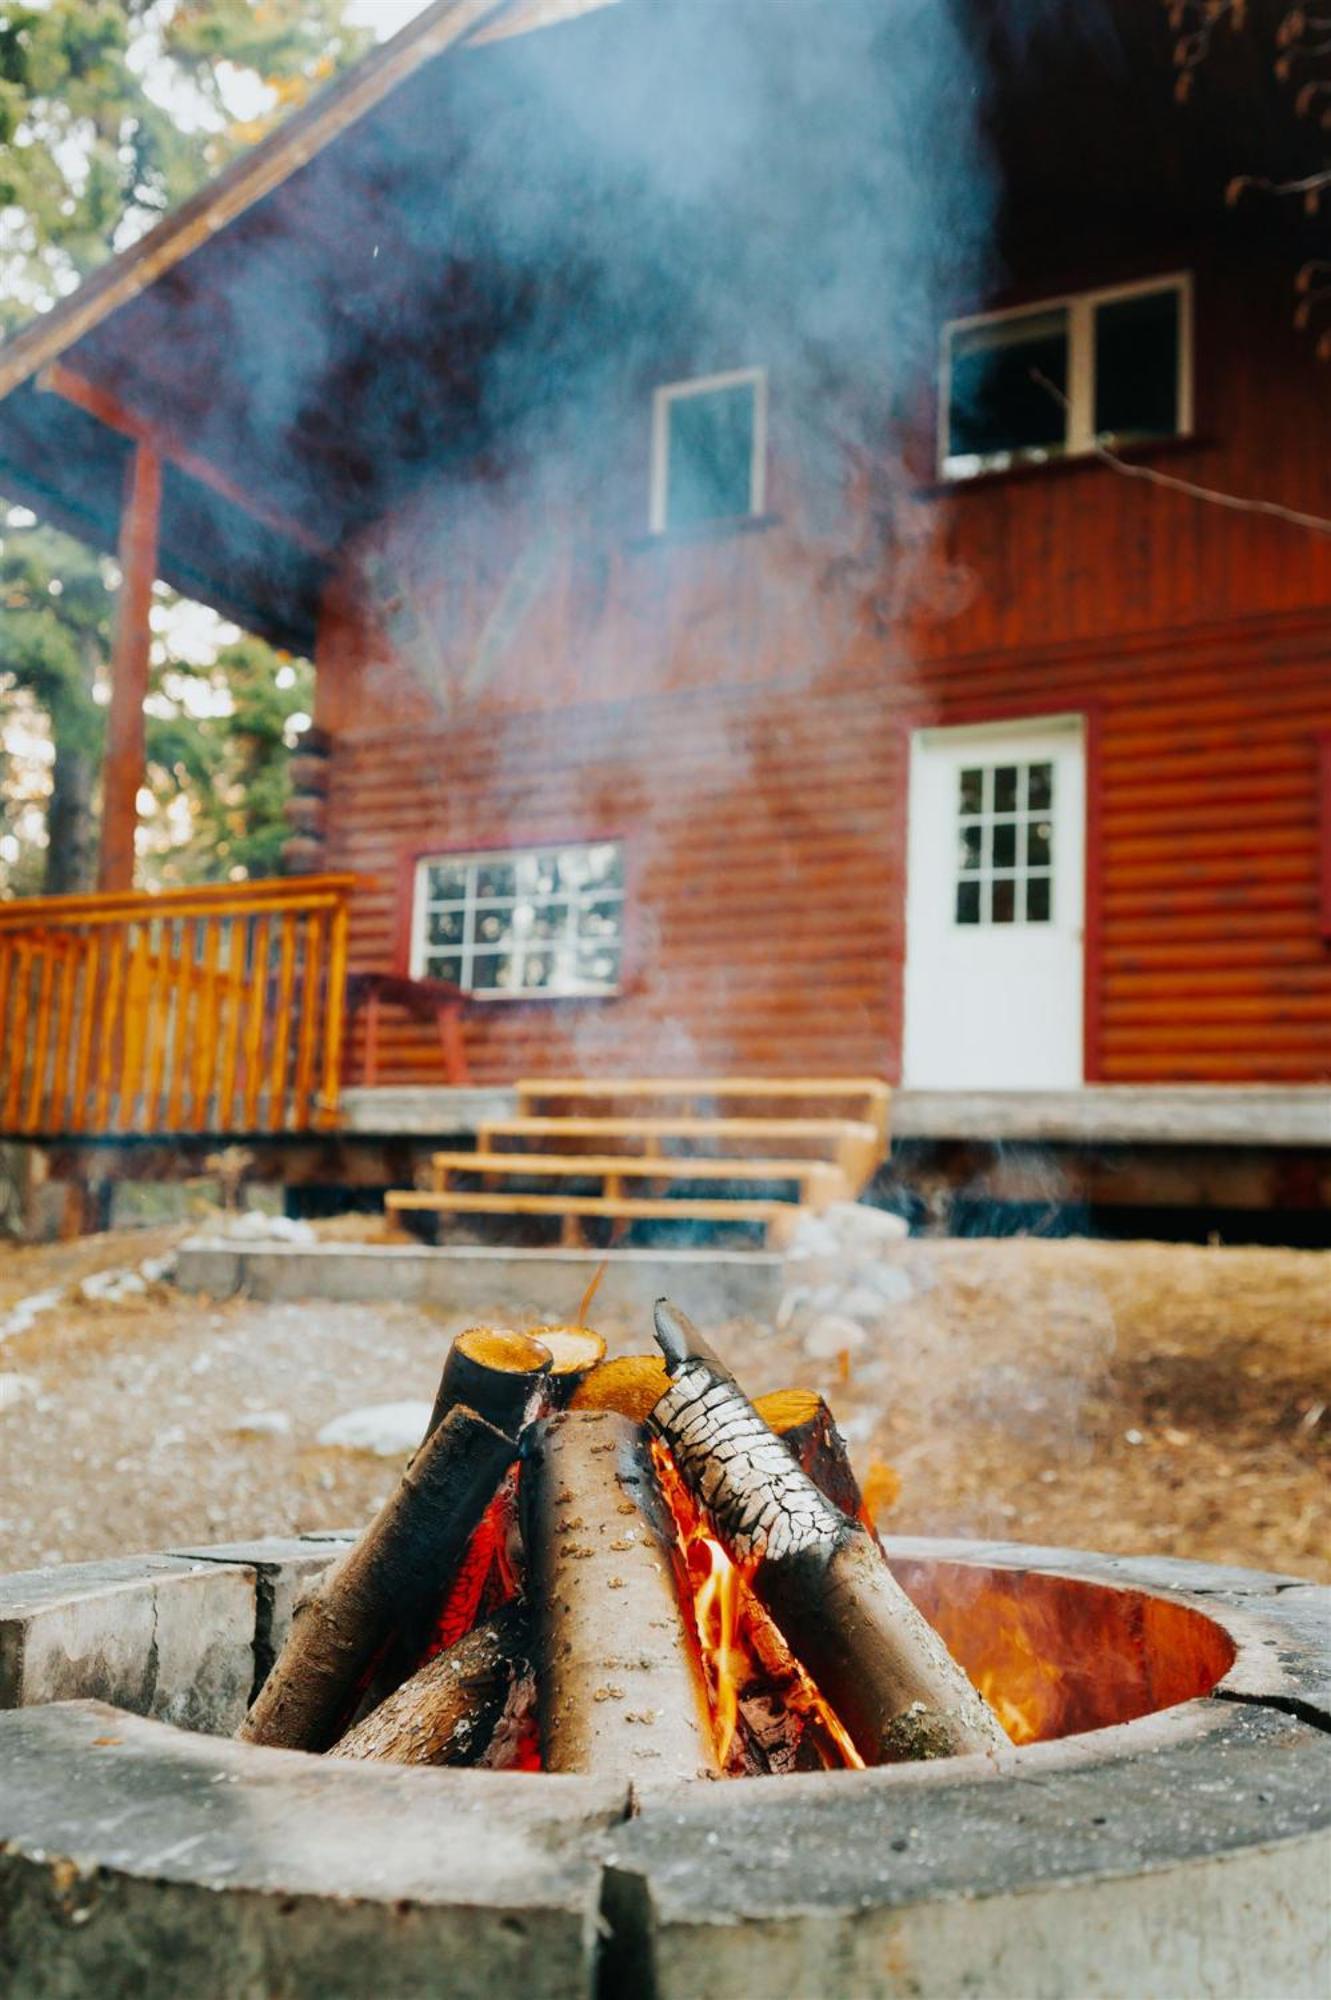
[317,253,1331,1087]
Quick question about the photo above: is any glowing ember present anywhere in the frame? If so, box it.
[431,1471,522,1654]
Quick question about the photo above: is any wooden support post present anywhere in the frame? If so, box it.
[98,444,161,893]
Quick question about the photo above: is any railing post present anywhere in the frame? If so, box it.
[319,891,351,1126]
[98,443,162,894]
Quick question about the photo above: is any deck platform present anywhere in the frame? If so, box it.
[341,1085,1329,1149]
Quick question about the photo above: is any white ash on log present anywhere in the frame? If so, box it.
[331,1602,529,1768]
[752,1387,868,1526]
[526,1407,715,1783]
[573,1362,870,1524]
[647,1301,1009,1765]
[238,1402,518,1752]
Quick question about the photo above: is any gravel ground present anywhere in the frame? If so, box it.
[0,1227,1326,1582]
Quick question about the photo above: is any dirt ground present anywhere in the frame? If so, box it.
[0,1225,1326,1583]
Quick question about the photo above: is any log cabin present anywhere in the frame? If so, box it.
[0,0,1328,1235]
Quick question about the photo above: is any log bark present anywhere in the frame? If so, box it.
[238,1402,518,1751]
[360,1328,546,1720]
[647,1302,1009,1766]
[526,1407,715,1783]
[331,1603,529,1767]
[425,1326,553,1438]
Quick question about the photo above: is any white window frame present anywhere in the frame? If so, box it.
[938,272,1193,481]
[650,367,768,534]
[409,841,625,1002]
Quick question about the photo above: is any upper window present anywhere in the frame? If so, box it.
[651,369,767,533]
[940,275,1192,481]
[411,842,624,999]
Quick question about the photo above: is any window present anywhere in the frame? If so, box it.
[940,275,1191,480]
[411,842,624,999]
[954,760,1054,927]
[651,369,767,533]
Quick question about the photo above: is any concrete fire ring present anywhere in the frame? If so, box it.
[0,1536,1327,1999]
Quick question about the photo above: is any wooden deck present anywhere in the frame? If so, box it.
[346,1084,1331,1149]
[0,876,354,1138]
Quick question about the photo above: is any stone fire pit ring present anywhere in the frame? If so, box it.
[1,1536,1327,1999]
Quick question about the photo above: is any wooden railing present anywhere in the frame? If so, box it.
[0,875,354,1138]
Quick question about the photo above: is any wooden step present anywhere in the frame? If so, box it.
[475,1115,880,1189]
[430,1149,848,1200]
[386,1187,789,1244]
[517,1074,890,1141]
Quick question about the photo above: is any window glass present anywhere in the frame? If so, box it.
[664,381,758,528]
[947,307,1069,469]
[1094,287,1179,441]
[943,280,1187,477]
[953,761,1055,928]
[416,842,624,997]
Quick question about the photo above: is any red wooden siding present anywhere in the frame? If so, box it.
[318,250,1331,1087]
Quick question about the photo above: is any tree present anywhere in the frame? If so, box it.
[0,0,369,895]
[1167,2,1331,353]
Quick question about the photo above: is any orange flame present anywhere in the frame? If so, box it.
[651,1440,864,1773]
[690,1535,742,1764]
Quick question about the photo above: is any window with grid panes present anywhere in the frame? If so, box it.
[412,843,624,998]
[954,761,1054,926]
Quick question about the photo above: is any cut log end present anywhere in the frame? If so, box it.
[429,1326,552,1436]
[528,1323,608,1403]
[570,1354,670,1422]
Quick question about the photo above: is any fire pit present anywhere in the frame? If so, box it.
[1,1314,1328,1997]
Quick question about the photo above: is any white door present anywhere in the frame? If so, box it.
[903,717,1085,1088]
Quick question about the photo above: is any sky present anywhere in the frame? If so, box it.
[347,0,436,38]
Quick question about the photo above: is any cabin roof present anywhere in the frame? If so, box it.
[0,0,1315,653]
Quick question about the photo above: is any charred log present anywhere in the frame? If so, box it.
[573,1362,868,1521]
[331,1602,529,1767]
[648,1301,1009,1766]
[755,1387,869,1524]
[526,1407,715,1782]
[425,1326,553,1438]
[238,1403,518,1752]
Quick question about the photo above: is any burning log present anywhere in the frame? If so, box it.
[238,1402,519,1752]
[526,1407,714,1783]
[425,1326,553,1438]
[528,1323,608,1405]
[573,1361,868,1521]
[350,1330,548,1722]
[754,1387,869,1525]
[648,1301,1009,1765]
[331,1602,529,1768]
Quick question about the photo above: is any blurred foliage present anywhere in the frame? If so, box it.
[0,0,368,894]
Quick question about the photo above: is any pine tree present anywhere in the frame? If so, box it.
[0,0,369,894]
